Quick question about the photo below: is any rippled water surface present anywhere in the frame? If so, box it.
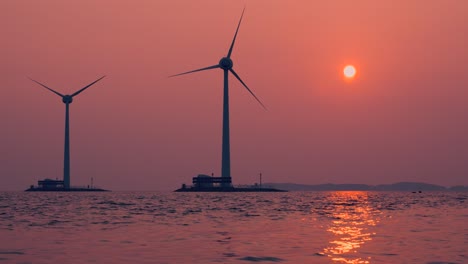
[0,191,466,263]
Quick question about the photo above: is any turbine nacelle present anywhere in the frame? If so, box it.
[219,57,233,70]
[62,95,73,104]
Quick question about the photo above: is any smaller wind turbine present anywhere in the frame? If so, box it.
[29,76,105,189]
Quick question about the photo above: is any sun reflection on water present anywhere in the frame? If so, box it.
[320,191,380,264]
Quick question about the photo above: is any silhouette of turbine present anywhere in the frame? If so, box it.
[171,9,265,187]
[29,76,106,189]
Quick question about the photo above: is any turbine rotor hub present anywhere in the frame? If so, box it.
[219,57,233,70]
[62,95,73,104]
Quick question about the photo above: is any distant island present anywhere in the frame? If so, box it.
[262,182,468,192]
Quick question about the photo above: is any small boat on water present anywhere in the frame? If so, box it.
[25,179,109,192]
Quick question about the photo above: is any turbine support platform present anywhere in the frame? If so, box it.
[174,174,286,192]
[25,179,109,192]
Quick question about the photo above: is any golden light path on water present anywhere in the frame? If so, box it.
[320,191,381,264]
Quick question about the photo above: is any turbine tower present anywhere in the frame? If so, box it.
[29,76,105,189]
[171,9,266,187]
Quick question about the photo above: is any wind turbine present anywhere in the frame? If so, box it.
[29,76,106,189]
[171,9,266,187]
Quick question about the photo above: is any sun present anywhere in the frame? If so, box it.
[343,65,356,79]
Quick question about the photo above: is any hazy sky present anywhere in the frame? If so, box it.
[2,1,468,190]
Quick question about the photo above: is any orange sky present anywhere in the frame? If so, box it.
[1,1,468,190]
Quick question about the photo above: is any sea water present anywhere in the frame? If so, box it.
[0,191,466,264]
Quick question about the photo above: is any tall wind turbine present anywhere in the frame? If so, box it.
[171,9,265,187]
[29,76,106,189]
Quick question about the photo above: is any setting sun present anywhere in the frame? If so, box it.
[343,65,356,79]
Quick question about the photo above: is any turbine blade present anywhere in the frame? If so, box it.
[229,69,267,110]
[28,77,64,97]
[71,76,106,97]
[227,7,245,58]
[169,65,220,77]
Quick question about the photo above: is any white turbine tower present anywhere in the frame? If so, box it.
[171,9,266,187]
[29,76,106,189]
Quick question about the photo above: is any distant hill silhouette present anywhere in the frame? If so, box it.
[264,182,468,192]
[449,185,468,192]
[372,182,445,191]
